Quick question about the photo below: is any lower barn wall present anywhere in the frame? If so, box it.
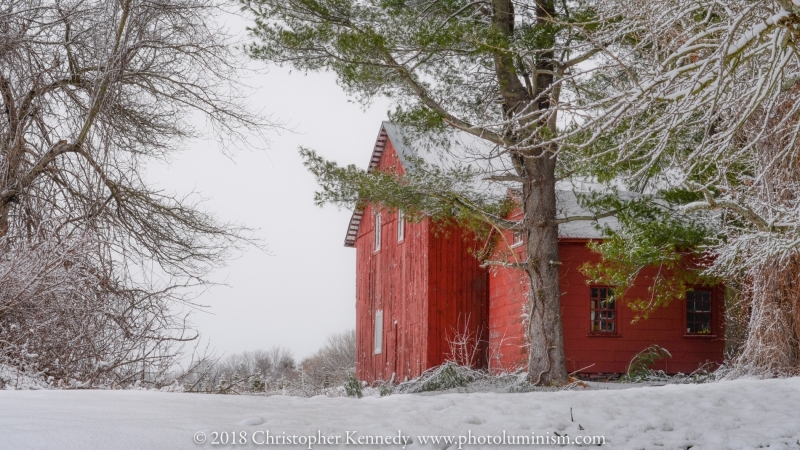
[489,240,725,374]
[355,206,430,382]
[426,225,490,370]
[355,215,490,382]
[487,240,529,372]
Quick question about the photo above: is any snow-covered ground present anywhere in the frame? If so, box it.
[1,378,799,450]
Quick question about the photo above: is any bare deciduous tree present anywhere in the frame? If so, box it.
[300,329,356,389]
[0,0,274,386]
[565,0,800,375]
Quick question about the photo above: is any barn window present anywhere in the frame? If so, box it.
[374,310,383,354]
[512,229,523,247]
[686,289,712,334]
[397,209,405,242]
[374,212,381,251]
[590,287,617,334]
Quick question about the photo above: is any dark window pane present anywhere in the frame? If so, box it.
[590,287,617,334]
[686,289,712,334]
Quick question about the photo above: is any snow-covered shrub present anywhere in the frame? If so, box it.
[250,375,265,392]
[394,362,500,394]
[399,362,481,393]
[378,382,393,397]
[625,346,672,382]
[344,375,363,398]
[0,235,197,390]
[0,364,50,390]
[444,315,488,369]
[617,345,715,384]
[387,362,572,394]
[217,378,231,394]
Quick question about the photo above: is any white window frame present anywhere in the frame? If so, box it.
[397,209,405,242]
[374,212,381,252]
[512,229,524,248]
[374,310,383,354]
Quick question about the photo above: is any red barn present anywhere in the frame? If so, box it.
[347,122,725,382]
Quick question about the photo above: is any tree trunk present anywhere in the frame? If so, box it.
[522,155,567,385]
[734,256,800,375]
[491,0,568,385]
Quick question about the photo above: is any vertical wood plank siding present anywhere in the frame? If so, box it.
[427,225,490,370]
[354,140,489,382]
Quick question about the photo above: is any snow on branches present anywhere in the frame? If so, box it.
[565,0,800,375]
[0,0,270,386]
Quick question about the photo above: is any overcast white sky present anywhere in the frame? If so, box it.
[146,14,393,361]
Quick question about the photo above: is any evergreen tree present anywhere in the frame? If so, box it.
[251,374,266,392]
[242,0,622,384]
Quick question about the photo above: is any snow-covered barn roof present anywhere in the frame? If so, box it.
[343,122,621,247]
[556,188,620,239]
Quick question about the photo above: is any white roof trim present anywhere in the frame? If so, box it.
[344,125,389,247]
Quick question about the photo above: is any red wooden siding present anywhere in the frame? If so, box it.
[489,233,725,375]
[559,241,725,375]
[354,204,432,382]
[354,139,489,382]
[355,140,427,382]
[488,230,529,373]
[426,225,490,369]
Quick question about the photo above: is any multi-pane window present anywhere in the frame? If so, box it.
[590,287,617,334]
[374,310,383,354]
[686,289,712,334]
[374,212,381,251]
[397,209,405,242]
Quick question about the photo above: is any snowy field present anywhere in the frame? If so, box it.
[1,378,799,450]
